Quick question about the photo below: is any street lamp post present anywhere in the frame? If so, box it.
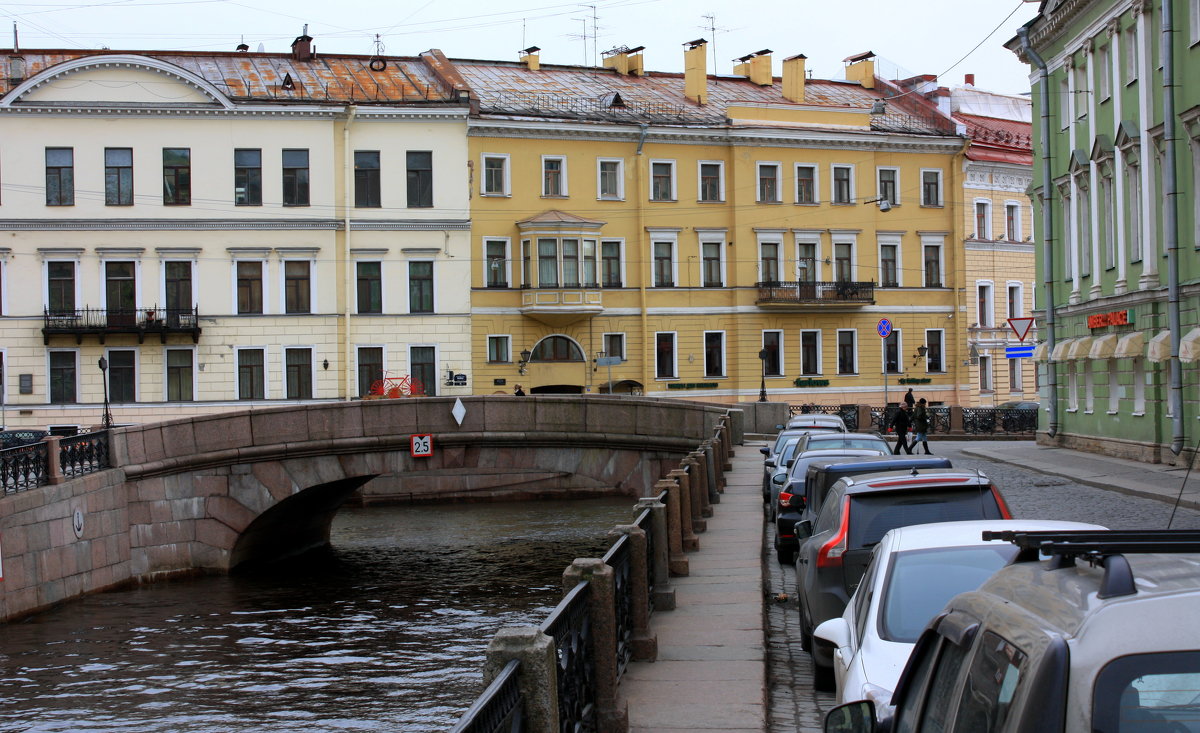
[757,348,768,402]
[97,356,113,429]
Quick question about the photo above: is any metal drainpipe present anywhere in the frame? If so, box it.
[636,123,650,393]
[342,105,358,401]
[1018,26,1058,438]
[1161,0,1185,455]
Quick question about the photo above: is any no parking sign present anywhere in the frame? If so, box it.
[877,318,893,339]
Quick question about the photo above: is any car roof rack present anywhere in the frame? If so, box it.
[981,530,1200,599]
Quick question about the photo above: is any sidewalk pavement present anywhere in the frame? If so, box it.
[957,440,1200,511]
[618,446,767,733]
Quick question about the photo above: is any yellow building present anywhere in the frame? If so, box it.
[456,45,970,407]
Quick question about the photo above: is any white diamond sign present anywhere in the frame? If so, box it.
[451,398,467,426]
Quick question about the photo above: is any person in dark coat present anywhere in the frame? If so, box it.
[513,384,526,396]
[912,398,932,454]
[889,404,913,454]
[903,388,916,408]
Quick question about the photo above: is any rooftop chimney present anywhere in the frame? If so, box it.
[733,49,773,86]
[964,73,975,86]
[782,54,806,103]
[520,46,541,71]
[603,45,645,76]
[683,38,708,105]
[291,26,315,62]
[844,50,875,89]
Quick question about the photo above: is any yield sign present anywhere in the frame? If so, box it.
[1008,317,1036,342]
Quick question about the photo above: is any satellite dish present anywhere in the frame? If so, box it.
[257,42,265,53]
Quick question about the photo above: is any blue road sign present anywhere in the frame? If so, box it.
[1005,345,1035,358]
[877,318,893,338]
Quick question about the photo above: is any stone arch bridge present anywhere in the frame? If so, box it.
[0,396,741,622]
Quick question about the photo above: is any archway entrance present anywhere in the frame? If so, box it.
[531,384,584,394]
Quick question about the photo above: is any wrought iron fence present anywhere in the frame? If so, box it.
[448,659,524,733]
[540,582,596,733]
[790,403,859,432]
[929,406,950,435]
[59,431,110,476]
[1,442,49,493]
[603,535,633,681]
[962,407,1038,435]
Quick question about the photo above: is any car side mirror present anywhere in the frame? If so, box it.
[760,447,770,456]
[825,701,876,733]
[765,459,776,469]
[814,617,851,649]
[796,520,813,539]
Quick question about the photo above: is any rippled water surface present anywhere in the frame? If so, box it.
[0,497,632,732]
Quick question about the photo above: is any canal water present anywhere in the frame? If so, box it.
[0,497,633,732]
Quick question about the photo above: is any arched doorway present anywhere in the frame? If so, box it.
[530,384,584,394]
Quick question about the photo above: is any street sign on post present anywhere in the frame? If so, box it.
[1008,317,1035,342]
[877,318,893,339]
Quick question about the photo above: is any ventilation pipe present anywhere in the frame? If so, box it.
[782,54,806,103]
[733,49,773,85]
[683,39,708,105]
[603,45,645,76]
[520,46,541,71]
[291,25,315,62]
[1017,25,1058,438]
[1160,0,1185,455]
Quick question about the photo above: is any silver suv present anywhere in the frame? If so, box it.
[825,529,1200,733]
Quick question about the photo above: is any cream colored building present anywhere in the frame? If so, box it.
[0,46,473,431]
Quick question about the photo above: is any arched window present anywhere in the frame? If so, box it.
[531,336,584,361]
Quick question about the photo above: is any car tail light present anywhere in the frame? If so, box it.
[817,499,850,569]
[778,491,795,509]
[991,485,1013,519]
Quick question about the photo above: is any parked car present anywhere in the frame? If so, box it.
[813,519,1107,710]
[795,468,1013,690]
[783,414,848,432]
[761,427,842,503]
[766,433,891,504]
[825,528,1200,733]
[776,455,952,565]
[0,429,48,450]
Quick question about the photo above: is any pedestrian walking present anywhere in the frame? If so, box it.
[903,388,915,408]
[889,404,913,454]
[912,398,932,454]
[513,384,526,396]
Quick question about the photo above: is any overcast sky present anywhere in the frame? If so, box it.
[2,0,1040,95]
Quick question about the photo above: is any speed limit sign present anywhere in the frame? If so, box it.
[410,434,433,457]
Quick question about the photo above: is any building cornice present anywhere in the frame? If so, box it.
[0,105,466,121]
[965,241,1035,253]
[0,218,470,231]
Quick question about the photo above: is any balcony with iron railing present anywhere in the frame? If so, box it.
[755,280,875,307]
[43,306,201,345]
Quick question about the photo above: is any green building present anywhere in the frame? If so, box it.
[1006,0,1200,463]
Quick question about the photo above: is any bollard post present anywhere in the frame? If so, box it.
[481,627,560,733]
[678,459,707,534]
[44,435,64,485]
[656,478,690,573]
[563,559,629,733]
[610,525,657,661]
[705,440,725,495]
[716,422,733,469]
[635,498,675,608]
[691,449,713,516]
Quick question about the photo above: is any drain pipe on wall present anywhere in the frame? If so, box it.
[1018,26,1059,438]
[1161,0,1185,455]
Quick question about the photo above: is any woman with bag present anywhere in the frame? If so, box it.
[912,398,932,454]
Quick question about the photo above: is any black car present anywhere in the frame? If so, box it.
[0,429,48,450]
[775,454,952,565]
[795,468,1012,690]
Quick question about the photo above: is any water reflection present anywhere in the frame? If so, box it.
[0,497,633,732]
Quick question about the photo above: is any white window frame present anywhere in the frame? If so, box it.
[481,153,511,196]
[283,345,316,400]
[541,155,567,197]
[46,347,80,404]
[98,255,143,313]
[1124,26,1138,84]
[600,238,626,288]
[794,231,823,281]
[1132,357,1146,414]
[406,258,436,314]
[921,234,945,288]
[655,331,678,380]
[831,164,855,204]
[697,160,725,202]
[756,161,782,203]
[42,256,82,312]
[1107,359,1119,414]
[698,231,727,287]
[485,335,511,364]
[920,168,944,207]
[976,280,995,328]
[648,159,677,202]
[163,345,197,402]
[602,332,626,361]
[647,229,679,287]
[231,256,269,314]
[876,166,900,205]
[794,163,819,204]
[757,234,784,283]
[979,354,993,393]
[1067,361,1079,411]
[234,345,269,400]
[596,157,624,200]
[1097,43,1111,101]
[1009,357,1023,393]
[279,256,316,314]
[799,329,822,376]
[703,330,727,378]
[925,329,946,372]
[882,328,904,375]
[877,234,902,287]
[1084,359,1096,413]
[836,328,857,375]
[1004,200,1023,241]
[763,330,784,377]
[974,198,993,240]
[1006,281,1025,320]
[100,346,139,404]
[352,259,385,314]
[831,233,858,282]
[483,237,512,289]
[355,344,387,398]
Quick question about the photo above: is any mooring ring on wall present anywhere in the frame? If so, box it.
[73,508,84,539]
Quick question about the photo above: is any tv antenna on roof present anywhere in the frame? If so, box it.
[700,14,731,71]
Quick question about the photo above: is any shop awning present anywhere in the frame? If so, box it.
[1032,341,1050,362]
[1050,338,1075,361]
[1067,336,1093,360]
[1114,331,1145,359]
[1180,328,1200,364]
[1089,334,1118,360]
[1147,330,1172,363]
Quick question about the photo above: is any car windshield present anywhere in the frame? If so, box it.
[879,545,1018,643]
[848,488,1002,550]
[807,436,887,452]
